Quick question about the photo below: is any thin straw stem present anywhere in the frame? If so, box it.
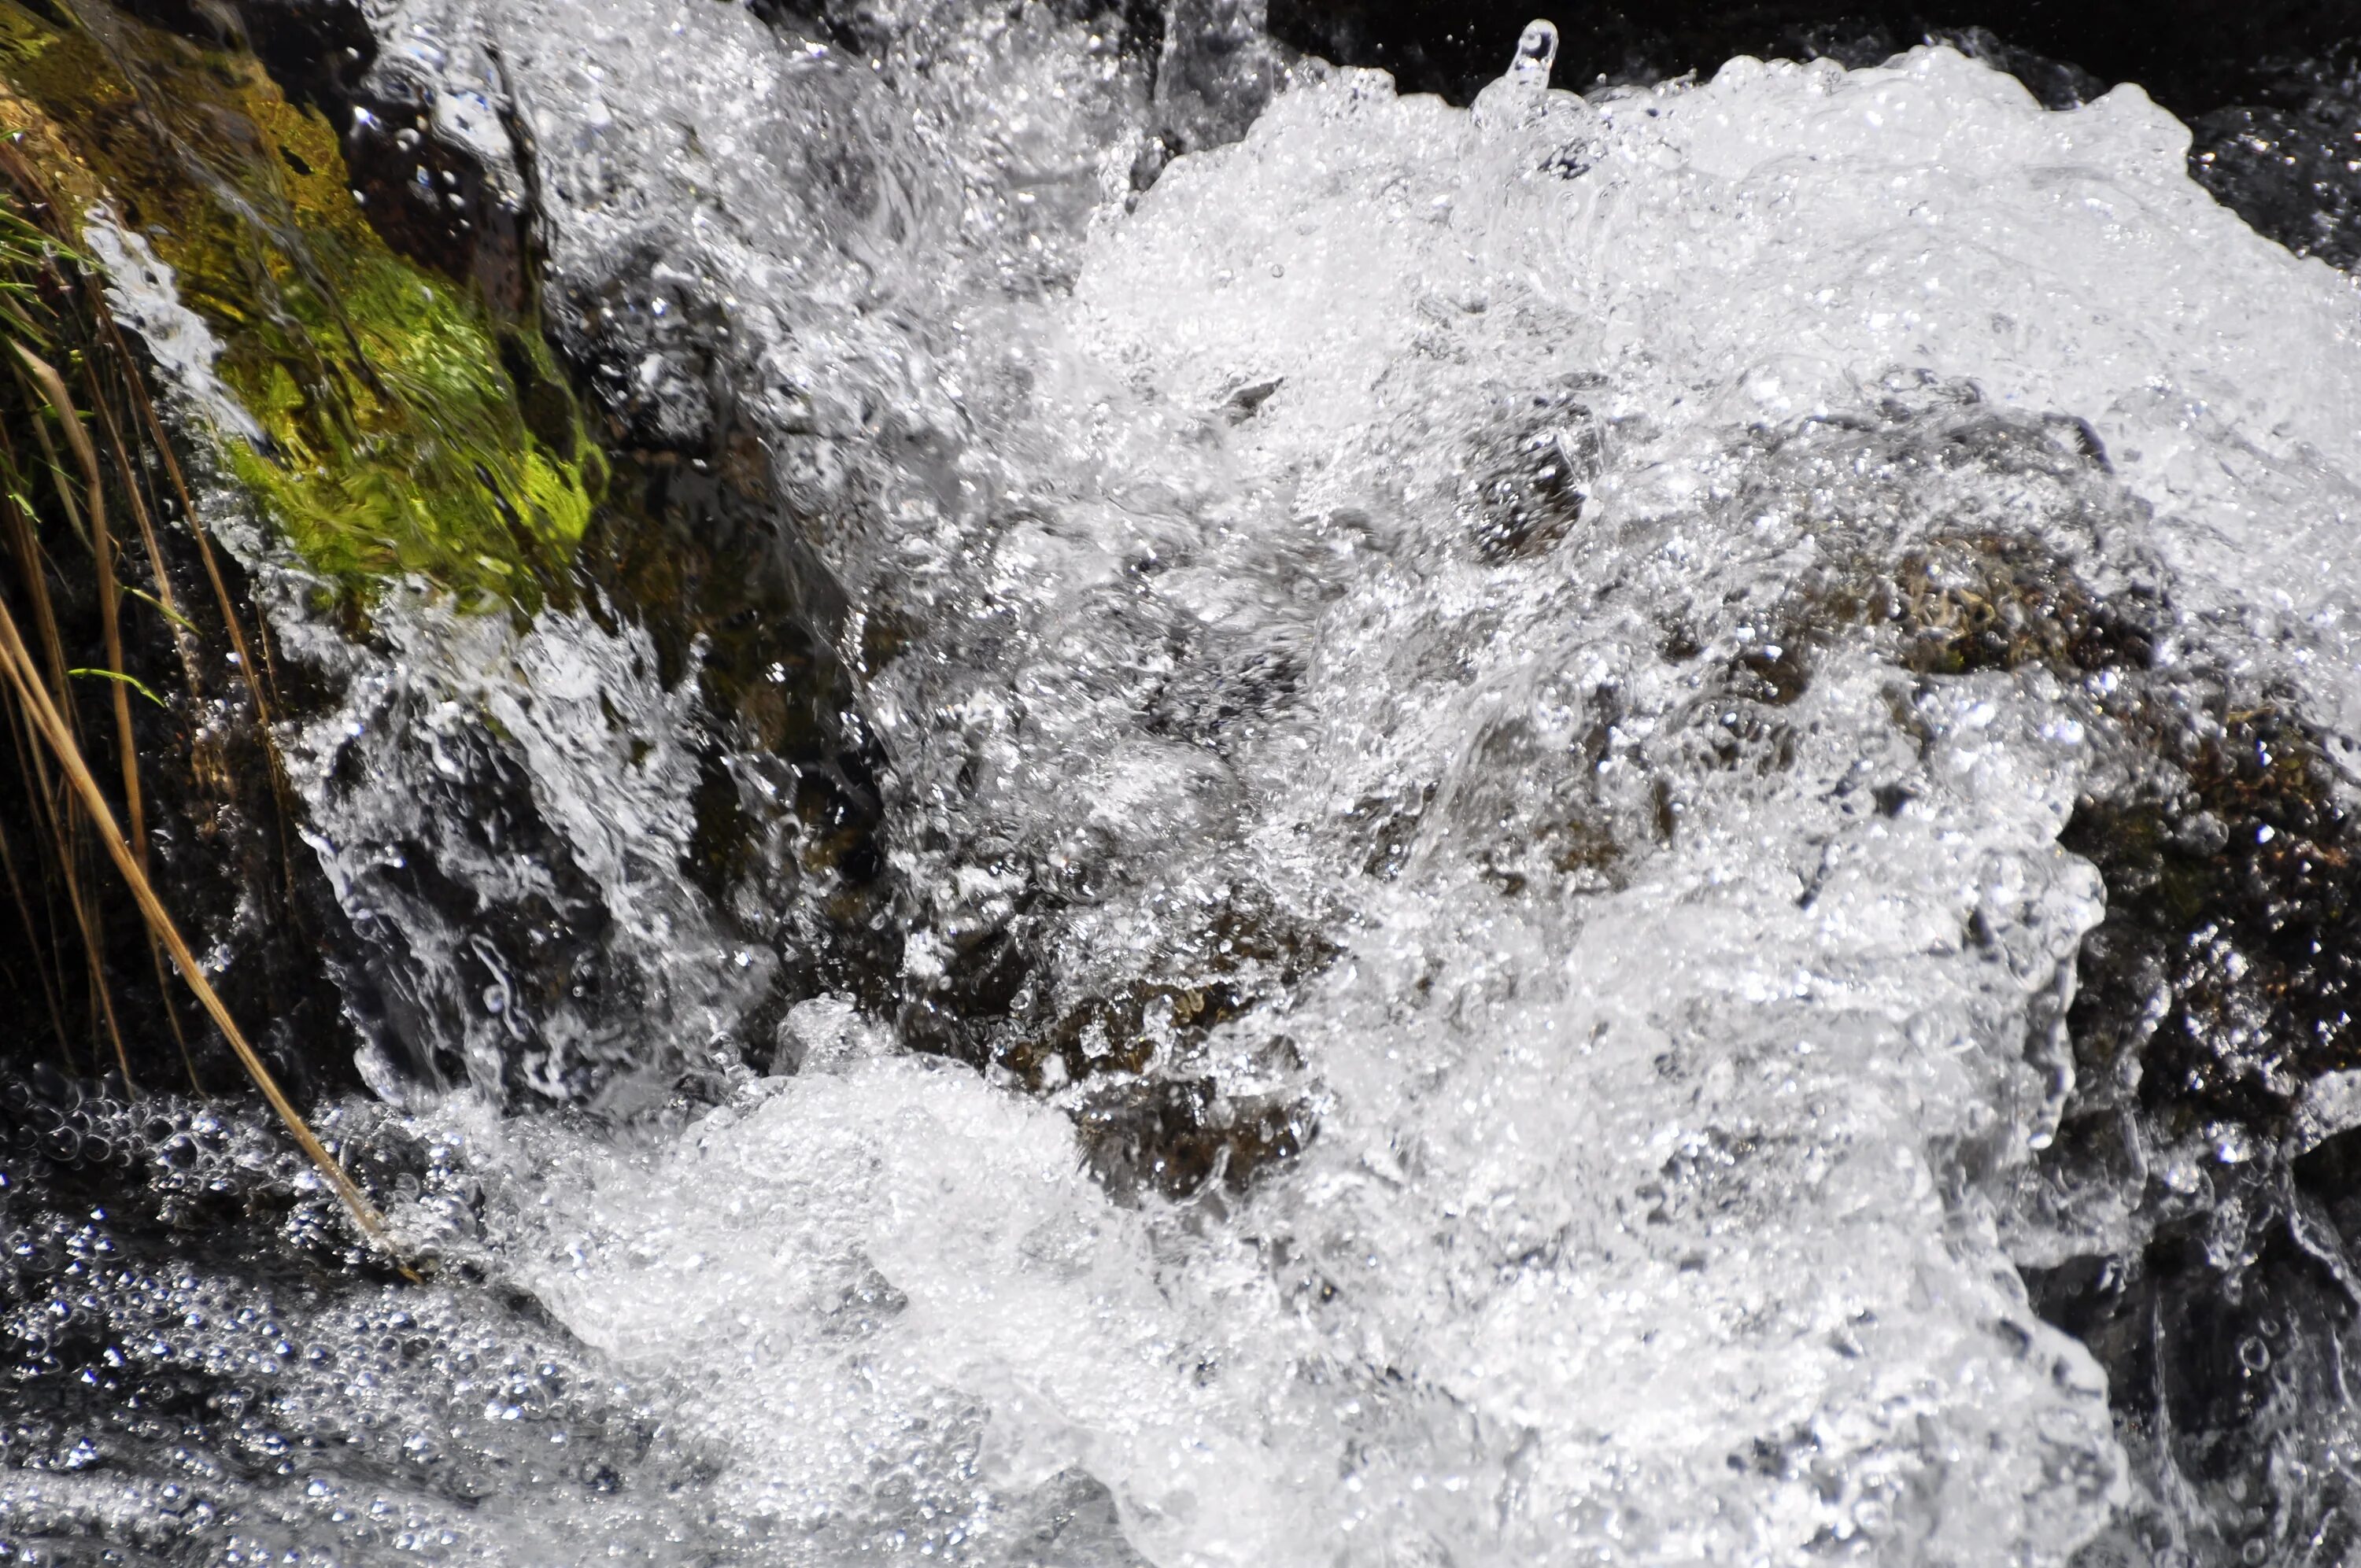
[14,342,144,870]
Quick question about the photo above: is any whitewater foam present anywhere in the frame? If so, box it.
[65,9,2361,1563]
[363,31,2361,1564]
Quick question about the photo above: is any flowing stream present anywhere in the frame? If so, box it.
[7,3,2361,1564]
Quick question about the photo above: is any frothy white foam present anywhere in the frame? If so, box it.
[127,13,2361,1562]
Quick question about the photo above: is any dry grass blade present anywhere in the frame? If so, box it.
[14,341,143,865]
[113,336,279,725]
[0,113,406,1267]
[1,417,126,1079]
[83,319,235,1094]
[102,318,306,913]
[87,298,294,818]
[87,352,201,696]
[2,478,72,710]
[14,352,87,552]
[9,340,168,1090]
[0,586,406,1271]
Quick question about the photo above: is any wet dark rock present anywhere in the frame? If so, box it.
[1452,703,1652,897]
[275,416,898,1109]
[2190,50,2361,272]
[1461,385,1602,563]
[1654,387,2361,1563]
[2063,700,2361,1131]
[1982,618,2361,1568]
[739,0,887,59]
[1141,642,1303,753]
[1836,530,2156,679]
[1457,392,2150,906]
[1721,636,1811,706]
[1674,690,1799,780]
[118,0,541,315]
[580,442,900,1040]
[747,0,1229,191]
[339,80,538,319]
[1768,497,2361,1565]
[1003,1467,1155,1568]
[308,688,627,1103]
[910,878,1334,1087]
[556,256,732,453]
[1078,1074,1314,1201]
[1224,375,1284,422]
[117,0,375,121]
[1350,780,1433,881]
[892,869,1328,1198]
[1761,397,2157,684]
[1724,405,2361,1556]
[2028,1197,2361,1568]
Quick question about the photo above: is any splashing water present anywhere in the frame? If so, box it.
[13,6,2361,1565]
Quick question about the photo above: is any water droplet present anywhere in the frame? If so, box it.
[1509,19,1557,89]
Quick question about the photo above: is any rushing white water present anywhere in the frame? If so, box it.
[29,5,2361,1564]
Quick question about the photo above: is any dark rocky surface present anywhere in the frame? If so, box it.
[2190,48,2361,272]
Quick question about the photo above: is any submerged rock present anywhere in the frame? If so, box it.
[2190,50,2361,273]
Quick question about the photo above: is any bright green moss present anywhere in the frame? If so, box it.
[0,0,597,610]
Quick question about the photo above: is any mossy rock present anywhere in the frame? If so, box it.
[0,0,597,608]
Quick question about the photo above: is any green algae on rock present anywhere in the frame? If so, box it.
[0,0,597,608]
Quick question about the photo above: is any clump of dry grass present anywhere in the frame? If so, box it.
[0,144,400,1267]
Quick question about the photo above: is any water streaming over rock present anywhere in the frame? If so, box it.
[7,3,2361,1564]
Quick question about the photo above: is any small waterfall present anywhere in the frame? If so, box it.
[4,3,2361,1563]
